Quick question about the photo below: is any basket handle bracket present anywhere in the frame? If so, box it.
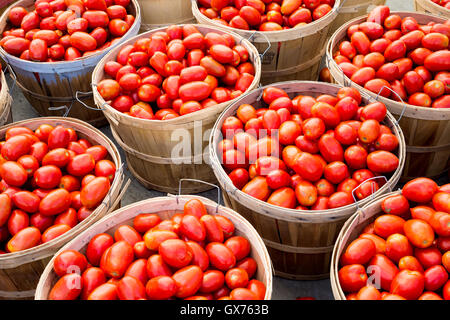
[177,179,222,213]
[351,175,389,211]
[374,85,408,125]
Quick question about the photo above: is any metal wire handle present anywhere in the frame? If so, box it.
[177,178,222,212]
[5,64,17,93]
[241,30,272,62]
[374,85,408,125]
[351,175,389,211]
[48,103,72,117]
[75,90,107,111]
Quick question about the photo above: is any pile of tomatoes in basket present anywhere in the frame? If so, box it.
[0,0,136,61]
[218,85,401,210]
[338,178,450,300]
[97,24,256,120]
[333,6,450,108]
[0,124,115,253]
[197,0,335,31]
[432,0,450,10]
[48,199,266,300]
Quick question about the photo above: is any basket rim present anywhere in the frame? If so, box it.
[91,23,262,126]
[0,117,123,265]
[326,10,450,117]
[0,0,142,68]
[209,80,406,222]
[34,195,274,300]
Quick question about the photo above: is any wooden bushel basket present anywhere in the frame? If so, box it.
[414,0,450,19]
[327,0,386,38]
[92,24,261,194]
[0,0,141,127]
[327,12,450,182]
[34,194,273,300]
[0,117,127,300]
[209,81,405,280]
[329,191,401,300]
[138,0,195,31]
[0,70,12,127]
[192,0,340,85]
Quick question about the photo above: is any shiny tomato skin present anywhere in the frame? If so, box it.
[41,224,71,243]
[368,254,399,291]
[366,151,399,173]
[381,194,409,216]
[429,211,450,237]
[6,226,41,252]
[133,214,161,234]
[186,241,209,271]
[172,265,203,298]
[87,283,118,300]
[224,236,251,261]
[318,134,344,163]
[200,215,224,243]
[67,153,95,177]
[385,233,413,263]
[39,189,71,216]
[292,152,323,182]
[53,249,88,277]
[146,275,177,300]
[267,187,297,209]
[116,276,147,300]
[415,247,442,270]
[338,264,368,293]
[242,177,270,201]
[11,191,40,213]
[402,178,438,203]
[0,161,28,187]
[81,267,106,300]
[398,255,424,273]
[114,225,142,247]
[206,242,236,271]
[159,239,193,269]
[432,192,450,213]
[49,273,82,300]
[390,270,424,300]
[34,165,62,189]
[424,265,448,292]
[100,240,134,279]
[80,177,110,209]
[404,219,434,249]
[359,233,386,255]
[200,270,225,293]
[341,238,377,266]
[374,215,405,239]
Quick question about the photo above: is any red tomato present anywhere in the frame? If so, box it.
[341,238,377,266]
[402,178,438,203]
[338,264,368,293]
[100,240,134,278]
[172,265,203,298]
[49,273,82,300]
[146,275,177,300]
[54,249,88,277]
